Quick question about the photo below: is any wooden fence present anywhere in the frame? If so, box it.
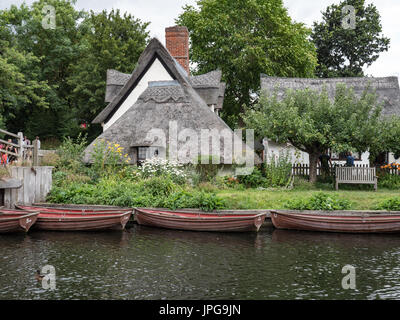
[292,163,400,176]
[0,128,40,165]
[2,166,53,208]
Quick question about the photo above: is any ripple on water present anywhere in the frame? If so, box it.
[2,227,400,299]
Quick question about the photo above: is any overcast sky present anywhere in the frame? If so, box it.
[1,0,399,78]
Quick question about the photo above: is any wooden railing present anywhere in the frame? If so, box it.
[0,129,40,166]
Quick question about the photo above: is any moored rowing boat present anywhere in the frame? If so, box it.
[135,208,266,232]
[16,204,132,231]
[270,209,400,233]
[0,209,39,233]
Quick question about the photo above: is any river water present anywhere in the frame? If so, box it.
[1,224,400,300]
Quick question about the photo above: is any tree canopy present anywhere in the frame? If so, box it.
[67,9,149,128]
[311,0,390,77]
[243,84,384,182]
[176,0,318,127]
[0,0,149,143]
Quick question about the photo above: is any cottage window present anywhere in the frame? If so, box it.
[136,146,161,165]
[138,147,148,162]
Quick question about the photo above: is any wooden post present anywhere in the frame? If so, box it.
[17,132,23,164]
[33,139,39,166]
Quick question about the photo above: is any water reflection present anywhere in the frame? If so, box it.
[133,225,265,250]
[27,230,133,248]
[1,226,400,299]
[272,229,400,249]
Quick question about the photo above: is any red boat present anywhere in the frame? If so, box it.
[16,204,133,231]
[270,209,400,233]
[134,208,266,232]
[0,209,39,233]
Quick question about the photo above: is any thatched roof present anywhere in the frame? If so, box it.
[86,37,256,165]
[99,42,226,115]
[104,70,131,103]
[190,70,221,88]
[189,70,226,110]
[260,75,400,117]
[84,79,260,164]
[93,38,190,124]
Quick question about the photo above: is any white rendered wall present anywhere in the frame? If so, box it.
[389,153,400,164]
[103,58,173,131]
[263,140,309,164]
[263,139,370,166]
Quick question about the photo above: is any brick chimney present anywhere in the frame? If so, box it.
[165,26,190,75]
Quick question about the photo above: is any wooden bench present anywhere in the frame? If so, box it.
[335,167,377,191]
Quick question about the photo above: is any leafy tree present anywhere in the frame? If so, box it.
[0,0,86,138]
[0,40,50,125]
[0,1,149,142]
[176,0,317,127]
[311,0,390,77]
[67,9,149,140]
[370,117,400,164]
[243,84,383,183]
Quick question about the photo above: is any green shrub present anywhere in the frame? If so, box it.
[284,192,351,211]
[214,176,243,189]
[56,133,87,173]
[237,167,268,188]
[140,176,178,197]
[41,152,60,166]
[193,155,221,182]
[166,190,226,211]
[89,139,131,179]
[46,182,97,204]
[53,170,92,187]
[378,174,400,189]
[376,197,400,211]
[263,151,293,187]
[47,176,225,211]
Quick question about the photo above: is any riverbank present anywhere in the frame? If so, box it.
[216,188,400,210]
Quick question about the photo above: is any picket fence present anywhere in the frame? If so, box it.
[291,164,399,176]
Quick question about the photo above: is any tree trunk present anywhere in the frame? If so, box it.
[309,152,319,184]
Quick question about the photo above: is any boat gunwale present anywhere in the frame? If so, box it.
[16,205,132,216]
[27,202,131,211]
[33,211,132,220]
[135,207,267,216]
[135,208,266,221]
[270,209,400,217]
[271,213,400,225]
[0,211,40,222]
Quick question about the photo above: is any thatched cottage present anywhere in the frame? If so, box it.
[260,74,400,166]
[84,26,258,167]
